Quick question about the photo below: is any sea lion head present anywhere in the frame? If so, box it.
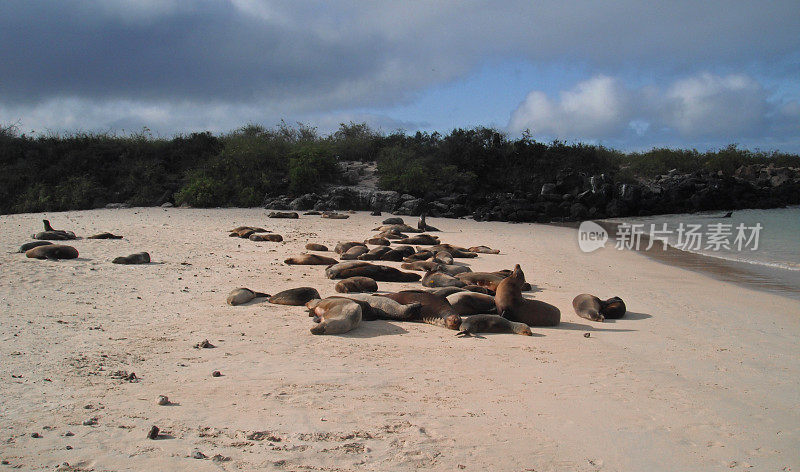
[517,324,534,336]
[444,314,462,330]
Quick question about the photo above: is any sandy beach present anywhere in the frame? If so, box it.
[1,207,798,471]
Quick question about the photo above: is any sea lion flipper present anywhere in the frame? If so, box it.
[455,330,471,337]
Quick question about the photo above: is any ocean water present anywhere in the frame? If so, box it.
[609,206,800,297]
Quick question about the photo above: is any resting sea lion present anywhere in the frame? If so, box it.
[430,244,476,258]
[268,211,299,219]
[496,265,560,326]
[323,294,422,321]
[468,246,500,254]
[404,250,435,262]
[456,315,532,337]
[378,246,415,262]
[270,287,321,306]
[438,264,472,276]
[321,212,349,219]
[446,292,496,315]
[229,226,268,238]
[18,241,52,253]
[572,294,604,322]
[88,232,123,239]
[33,220,76,240]
[227,288,270,306]
[358,246,392,260]
[284,254,339,265]
[25,244,79,260]
[401,234,440,245]
[112,252,151,264]
[401,261,440,272]
[464,284,494,295]
[455,272,506,291]
[372,224,422,234]
[335,276,378,293]
[601,296,627,319]
[421,269,466,288]
[365,237,390,246]
[379,291,461,330]
[304,211,321,215]
[432,251,454,265]
[382,217,404,225]
[375,230,408,240]
[334,241,367,254]
[325,261,421,282]
[307,298,362,335]
[429,287,466,297]
[249,233,283,242]
[305,243,329,251]
[341,245,370,260]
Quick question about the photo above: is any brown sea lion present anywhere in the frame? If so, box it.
[322,294,422,321]
[321,212,349,219]
[438,264,472,276]
[430,244,476,258]
[421,269,466,288]
[468,245,500,254]
[270,287,321,306]
[417,214,440,232]
[365,237,390,246]
[464,284,494,295]
[306,298,362,335]
[227,288,270,306]
[572,294,605,322]
[375,230,408,240]
[456,315,532,337]
[284,253,339,265]
[358,246,392,260]
[249,233,283,242]
[228,226,268,238]
[335,276,378,293]
[88,232,123,239]
[429,286,466,297]
[112,252,151,264]
[305,243,329,251]
[378,246,415,262]
[18,241,53,253]
[455,272,506,291]
[400,234,440,245]
[382,217,404,225]
[268,211,299,219]
[403,250,435,262]
[341,245,370,260]
[372,224,422,234]
[25,244,79,260]
[33,220,77,240]
[334,241,367,254]
[325,261,421,282]
[601,296,627,319]
[432,251,454,265]
[379,291,461,330]
[496,265,560,327]
[446,292,496,315]
[401,261,440,272]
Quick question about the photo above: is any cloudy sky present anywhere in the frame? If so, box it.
[1,0,799,151]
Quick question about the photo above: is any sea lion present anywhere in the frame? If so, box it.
[421,269,466,288]
[268,211,299,219]
[375,230,408,240]
[429,244,476,258]
[341,245,370,260]
[25,244,79,260]
[601,296,627,319]
[18,241,52,253]
[335,276,378,293]
[438,264,472,276]
[324,293,422,321]
[112,252,151,264]
[370,210,381,216]
[284,253,339,265]
[379,291,461,330]
[377,246,415,262]
[321,212,349,219]
[270,287,321,306]
[464,284,494,295]
[88,232,123,239]
[365,237,390,246]
[432,251,454,265]
[400,234,440,245]
[249,233,283,242]
[307,298,362,335]
[401,261,440,272]
[305,243,329,251]
[325,261,421,282]
[304,211,321,215]
[429,286,466,297]
[334,241,367,255]
[446,292,496,315]
[33,220,76,240]
[455,272,506,291]
[404,250,435,262]
[468,246,500,254]
[382,217,404,225]
[229,226,268,238]
[372,224,422,234]
[417,213,440,232]
[572,294,604,322]
[227,288,270,306]
[496,265,560,326]
[358,246,392,260]
[456,315,532,337]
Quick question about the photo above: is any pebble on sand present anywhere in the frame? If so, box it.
[212,371,221,377]
[157,395,170,406]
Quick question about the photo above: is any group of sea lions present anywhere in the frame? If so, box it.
[18,219,150,264]
[226,214,628,337]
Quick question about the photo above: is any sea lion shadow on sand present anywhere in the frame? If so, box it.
[456,330,545,339]
[339,320,409,338]
[603,311,652,322]
[554,321,637,332]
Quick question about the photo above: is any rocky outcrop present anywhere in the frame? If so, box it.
[263,161,800,223]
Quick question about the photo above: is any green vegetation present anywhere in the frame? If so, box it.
[0,120,798,214]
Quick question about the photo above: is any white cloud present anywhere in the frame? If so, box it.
[509,73,798,144]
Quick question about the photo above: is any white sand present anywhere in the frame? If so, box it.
[1,208,798,471]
